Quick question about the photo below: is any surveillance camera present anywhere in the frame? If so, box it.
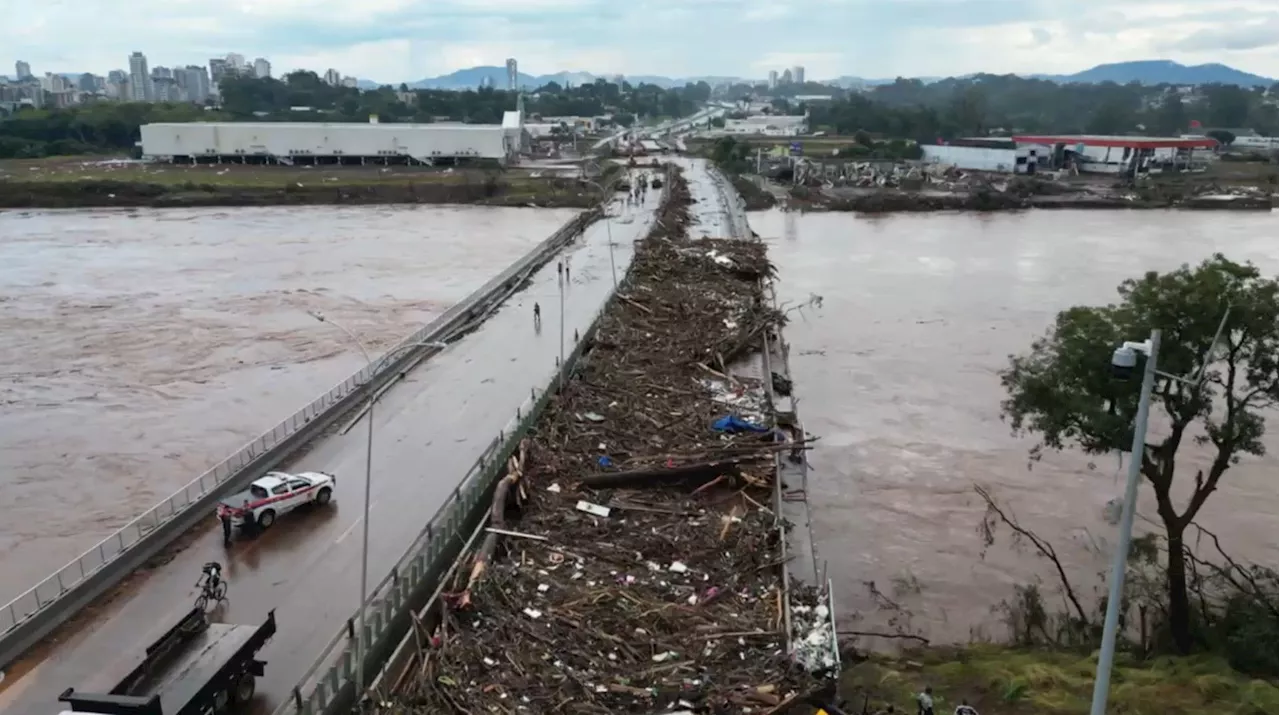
[1110,345,1137,380]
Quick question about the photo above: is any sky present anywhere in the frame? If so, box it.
[5,0,1278,83]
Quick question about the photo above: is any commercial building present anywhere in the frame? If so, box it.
[140,120,522,164]
[792,66,805,84]
[921,135,1219,174]
[15,61,32,80]
[254,58,271,79]
[506,58,518,90]
[1011,134,1218,174]
[719,114,809,137]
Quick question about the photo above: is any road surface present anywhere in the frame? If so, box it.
[0,183,658,715]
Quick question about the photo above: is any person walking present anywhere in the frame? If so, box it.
[533,302,542,330]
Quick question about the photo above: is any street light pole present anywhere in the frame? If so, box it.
[306,312,375,708]
[1090,329,1160,715]
[584,178,617,288]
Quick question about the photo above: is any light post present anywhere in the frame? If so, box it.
[307,311,445,709]
[1091,310,1229,715]
[584,178,617,288]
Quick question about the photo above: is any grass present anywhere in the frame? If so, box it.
[0,155,563,188]
[840,646,1277,715]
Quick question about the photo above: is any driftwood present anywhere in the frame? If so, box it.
[577,457,764,489]
[458,440,527,607]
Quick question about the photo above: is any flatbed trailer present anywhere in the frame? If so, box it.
[57,607,276,715]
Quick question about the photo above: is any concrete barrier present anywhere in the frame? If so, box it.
[0,207,601,674]
[274,166,672,715]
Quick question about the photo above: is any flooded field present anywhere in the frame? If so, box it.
[0,205,577,603]
[750,208,1279,644]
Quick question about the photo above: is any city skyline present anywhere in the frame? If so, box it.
[2,51,364,110]
[2,0,1275,85]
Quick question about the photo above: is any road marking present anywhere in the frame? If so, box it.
[335,520,360,544]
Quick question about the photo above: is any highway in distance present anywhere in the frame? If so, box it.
[0,185,657,715]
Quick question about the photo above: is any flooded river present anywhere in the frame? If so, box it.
[750,208,1279,644]
[0,205,577,604]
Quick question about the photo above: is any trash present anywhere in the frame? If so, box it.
[575,500,612,517]
[378,165,822,715]
[711,414,770,433]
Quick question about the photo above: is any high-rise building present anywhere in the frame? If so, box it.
[226,53,246,71]
[15,60,32,80]
[176,65,211,103]
[152,66,174,80]
[128,51,152,101]
[106,69,128,100]
[77,73,97,92]
[209,58,229,86]
[792,66,805,84]
[768,70,778,89]
[780,68,793,84]
[253,58,271,79]
[324,68,342,86]
[505,58,518,90]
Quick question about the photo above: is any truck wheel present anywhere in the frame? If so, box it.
[231,672,256,704]
[315,487,332,506]
[258,509,276,529]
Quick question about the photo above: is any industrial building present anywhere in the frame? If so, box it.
[140,116,526,165]
[921,135,1219,175]
[718,114,809,137]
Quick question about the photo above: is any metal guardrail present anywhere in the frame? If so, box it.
[276,282,614,715]
[0,208,599,666]
[275,167,669,715]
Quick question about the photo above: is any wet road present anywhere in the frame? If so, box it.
[0,191,657,714]
[748,208,1279,644]
[0,205,576,605]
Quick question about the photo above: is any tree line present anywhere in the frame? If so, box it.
[2,70,1276,160]
[796,74,1278,142]
[0,72,708,159]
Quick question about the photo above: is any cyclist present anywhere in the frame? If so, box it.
[201,562,224,599]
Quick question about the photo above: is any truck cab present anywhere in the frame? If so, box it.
[217,471,335,532]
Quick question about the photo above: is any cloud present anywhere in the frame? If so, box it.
[4,0,1276,82]
[1163,16,1280,52]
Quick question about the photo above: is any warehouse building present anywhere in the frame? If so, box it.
[140,119,524,165]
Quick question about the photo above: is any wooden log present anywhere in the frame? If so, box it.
[579,458,764,489]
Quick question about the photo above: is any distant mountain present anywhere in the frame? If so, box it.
[1041,60,1274,87]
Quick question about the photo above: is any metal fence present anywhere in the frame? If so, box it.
[277,293,610,715]
[275,168,667,715]
[0,211,596,641]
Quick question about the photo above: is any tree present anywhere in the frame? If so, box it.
[1000,254,1278,654]
[1206,129,1236,147]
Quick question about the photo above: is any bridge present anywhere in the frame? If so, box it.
[0,174,660,714]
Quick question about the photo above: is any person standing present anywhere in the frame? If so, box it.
[916,687,935,715]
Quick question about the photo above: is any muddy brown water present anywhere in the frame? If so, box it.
[0,205,577,605]
[749,208,1279,644]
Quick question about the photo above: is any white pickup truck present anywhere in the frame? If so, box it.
[216,471,336,533]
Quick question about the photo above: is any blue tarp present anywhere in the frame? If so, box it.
[711,414,769,434]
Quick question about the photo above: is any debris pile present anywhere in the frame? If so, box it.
[380,166,824,714]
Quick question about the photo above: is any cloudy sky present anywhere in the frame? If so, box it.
[6,0,1278,82]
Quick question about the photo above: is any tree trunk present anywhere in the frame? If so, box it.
[1165,526,1193,653]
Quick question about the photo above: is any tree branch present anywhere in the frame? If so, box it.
[973,484,1090,626]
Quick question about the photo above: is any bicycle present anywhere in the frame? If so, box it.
[195,561,229,611]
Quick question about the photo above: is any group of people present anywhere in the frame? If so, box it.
[624,173,650,206]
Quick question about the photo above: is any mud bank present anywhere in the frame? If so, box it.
[0,177,600,210]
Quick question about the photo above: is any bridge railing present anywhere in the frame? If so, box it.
[0,209,598,662]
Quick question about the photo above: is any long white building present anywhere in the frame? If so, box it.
[140,121,522,164]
